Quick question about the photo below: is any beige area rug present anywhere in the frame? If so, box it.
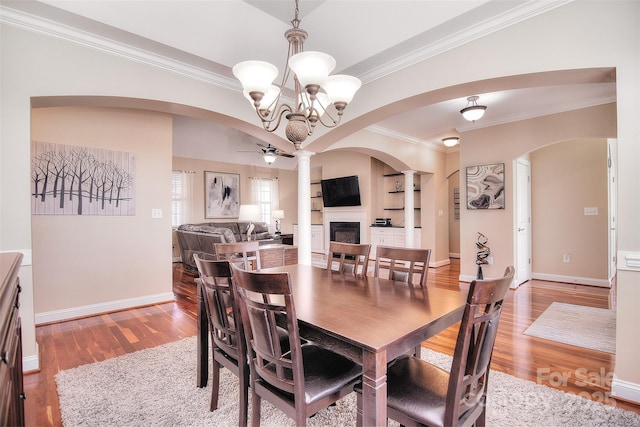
[55,336,640,426]
[524,302,616,354]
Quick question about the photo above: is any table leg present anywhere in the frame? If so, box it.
[359,349,387,426]
[196,279,208,388]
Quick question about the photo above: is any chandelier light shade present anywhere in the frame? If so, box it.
[460,95,487,122]
[442,137,460,147]
[233,0,361,150]
[262,149,277,164]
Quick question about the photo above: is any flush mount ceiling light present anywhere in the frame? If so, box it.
[442,137,460,147]
[460,96,487,122]
[233,0,361,150]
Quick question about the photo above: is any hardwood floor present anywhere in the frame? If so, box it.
[24,259,639,426]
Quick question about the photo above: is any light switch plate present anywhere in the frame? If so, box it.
[584,207,598,216]
[151,208,162,218]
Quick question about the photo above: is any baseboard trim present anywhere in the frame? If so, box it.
[532,272,611,288]
[23,342,39,373]
[432,258,451,268]
[35,292,175,325]
[611,376,640,405]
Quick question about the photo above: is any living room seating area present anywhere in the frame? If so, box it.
[175,222,282,270]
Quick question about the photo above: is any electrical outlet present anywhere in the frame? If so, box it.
[563,253,570,263]
[151,208,162,219]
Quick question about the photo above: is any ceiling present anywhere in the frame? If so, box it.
[5,0,616,169]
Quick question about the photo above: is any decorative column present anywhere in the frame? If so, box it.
[295,150,314,266]
[402,170,415,247]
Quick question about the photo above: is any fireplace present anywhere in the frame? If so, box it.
[330,222,360,244]
[323,209,367,252]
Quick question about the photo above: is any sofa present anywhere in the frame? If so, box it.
[175,221,281,270]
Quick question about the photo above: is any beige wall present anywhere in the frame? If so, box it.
[310,150,374,230]
[171,156,298,234]
[31,107,173,315]
[459,104,616,281]
[531,139,608,282]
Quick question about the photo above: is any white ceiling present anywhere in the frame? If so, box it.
[8,0,616,168]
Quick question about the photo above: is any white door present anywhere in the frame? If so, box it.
[608,139,617,281]
[515,158,532,287]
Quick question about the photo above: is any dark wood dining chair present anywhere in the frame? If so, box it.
[374,245,431,289]
[215,240,261,270]
[356,266,515,427]
[230,263,362,427]
[326,241,371,276]
[193,255,249,426]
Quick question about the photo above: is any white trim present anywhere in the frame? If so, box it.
[611,376,640,405]
[432,258,451,268]
[449,253,460,259]
[532,272,611,288]
[618,251,640,272]
[0,5,237,90]
[35,292,174,325]
[23,343,39,373]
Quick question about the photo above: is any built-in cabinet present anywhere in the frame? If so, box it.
[0,252,25,427]
[310,167,323,225]
[370,227,421,258]
[293,224,324,252]
[382,172,421,227]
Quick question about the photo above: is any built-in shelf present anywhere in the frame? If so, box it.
[383,207,420,211]
[383,173,403,177]
[388,190,420,194]
[311,195,322,198]
[311,209,322,212]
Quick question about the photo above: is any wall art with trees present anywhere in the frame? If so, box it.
[31,141,136,215]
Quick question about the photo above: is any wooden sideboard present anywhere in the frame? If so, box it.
[0,252,25,426]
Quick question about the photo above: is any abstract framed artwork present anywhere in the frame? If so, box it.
[204,171,240,218]
[466,163,505,210]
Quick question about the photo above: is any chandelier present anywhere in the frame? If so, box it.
[232,0,361,150]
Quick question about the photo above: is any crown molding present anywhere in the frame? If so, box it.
[1,2,574,90]
[357,0,575,84]
[366,125,446,153]
[0,4,239,91]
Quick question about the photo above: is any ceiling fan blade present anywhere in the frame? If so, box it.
[278,152,295,158]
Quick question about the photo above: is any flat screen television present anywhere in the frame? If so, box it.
[320,175,361,207]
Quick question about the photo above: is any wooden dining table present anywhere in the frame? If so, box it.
[197,263,466,426]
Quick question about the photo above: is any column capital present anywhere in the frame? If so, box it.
[294,150,315,161]
[401,170,416,176]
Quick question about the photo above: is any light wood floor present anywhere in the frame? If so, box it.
[24,259,639,426]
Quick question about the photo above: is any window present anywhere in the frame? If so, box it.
[171,171,194,227]
[249,177,279,225]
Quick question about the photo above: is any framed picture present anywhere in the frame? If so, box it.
[466,163,505,210]
[204,171,240,218]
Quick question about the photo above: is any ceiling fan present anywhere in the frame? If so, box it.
[238,144,295,164]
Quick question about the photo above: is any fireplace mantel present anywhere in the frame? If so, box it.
[323,209,368,250]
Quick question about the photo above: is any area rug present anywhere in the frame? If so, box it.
[524,302,616,354]
[55,336,639,427]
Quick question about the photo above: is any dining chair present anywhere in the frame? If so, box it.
[326,241,371,276]
[374,245,431,288]
[230,263,362,427]
[215,240,261,270]
[193,255,249,426]
[355,266,515,427]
